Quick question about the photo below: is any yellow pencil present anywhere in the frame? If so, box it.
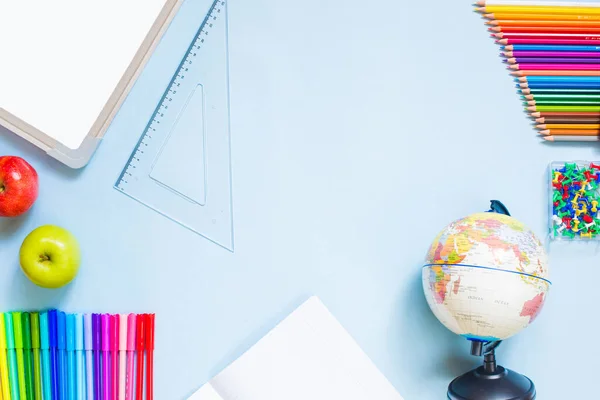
[477,6,600,15]
[537,123,600,130]
[0,314,10,400]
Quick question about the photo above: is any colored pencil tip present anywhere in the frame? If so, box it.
[497,39,509,45]
[531,112,541,118]
[504,45,514,51]
[519,83,529,88]
[484,13,494,19]
[543,136,554,141]
[536,118,545,124]
[493,33,503,38]
[475,0,484,5]
[540,130,551,135]
[509,65,519,70]
[502,51,513,57]
[537,124,547,130]
[511,71,523,76]
[489,26,501,32]
[527,100,536,106]
[507,58,517,64]
[475,7,485,12]
[527,106,537,111]
[524,94,534,100]
[518,77,528,82]
[521,88,531,95]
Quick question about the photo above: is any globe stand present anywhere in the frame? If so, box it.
[447,341,536,400]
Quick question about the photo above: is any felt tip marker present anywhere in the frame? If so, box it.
[13,312,27,400]
[126,314,136,400]
[30,313,43,400]
[145,314,155,400]
[84,315,94,400]
[118,315,127,400]
[21,312,34,400]
[48,310,59,400]
[39,312,52,400]
[0,313,12,400]
[111,315,119,400]
[102,314,110,400]
[5,312,20,400]
[57,312,67,400]
[135,315,146,400]
[66,314,76,400]
[92,314,102,400]
[75,314,85,400]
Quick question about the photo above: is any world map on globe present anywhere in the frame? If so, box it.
[422,212,551,342]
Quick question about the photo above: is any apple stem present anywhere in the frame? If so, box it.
[0,183,4,193]
[39,254,51,262]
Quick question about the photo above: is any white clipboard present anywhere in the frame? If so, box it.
[0,0,184,168]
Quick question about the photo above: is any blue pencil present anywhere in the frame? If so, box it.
[520,76,600,82]
[506,45,600,52]
[519,82,600,89]
[48,310,59,400]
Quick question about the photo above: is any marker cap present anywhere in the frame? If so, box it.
[4,313,15,349]
[0,313,6,350]
[136,314,146,351]
[48,309,58,349]
[119,314,128,351]
[40,312,49,350]
[66,314,75,351]
[92,314,101,351]
[13,312,23,349]
[84,314,93,351]
[127,314,136,351]
[101,314,110,352]
[110,315,119,351]
[57,311,66,350]
[145,314,155,351]
[75,314,84,351]
[22,312,32,350]
[31,313,40,350]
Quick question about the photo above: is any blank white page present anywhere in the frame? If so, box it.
[0,0,167,149]
[189,297,404,400]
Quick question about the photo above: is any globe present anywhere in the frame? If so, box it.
[422,209,550,343]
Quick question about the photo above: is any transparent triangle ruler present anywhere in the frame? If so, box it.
[115,0,233,251]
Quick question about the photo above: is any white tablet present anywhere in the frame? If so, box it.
[0,0,183,168]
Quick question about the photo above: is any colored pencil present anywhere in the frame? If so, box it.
[0,314,12,400]
[527,105,600,112]
[503,44,600,51]
[519,76,600,82]
[498,38,600,45]
[479,6,600,15]
[540,129,600,135]
[519,82,600,89]
[526,100,600,107]
[485,13,600,21]
[524,93,600,100]
[521,88,600,94]
[543,135,599,141]
[510,63,600,70]
[513,70,600,76]
[530,111,600,118]
[506,57,600,64]
[476,1,600,6]
[536,116,600,124]
[538,123,600,130]
[505,50,600,57]
[487,19,600,27]
[495,33,600,39]
[490,26,600,33]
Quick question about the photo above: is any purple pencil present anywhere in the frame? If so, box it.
[505,50,600,58]
[93,314,102,400]
[505,57,600,64]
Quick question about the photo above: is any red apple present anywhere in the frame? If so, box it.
[0,156,39,217]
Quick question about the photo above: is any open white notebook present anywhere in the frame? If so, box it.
[188,297,403,400]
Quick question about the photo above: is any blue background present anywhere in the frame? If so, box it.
[1,0,599,398]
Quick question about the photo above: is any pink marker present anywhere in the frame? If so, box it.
[126,314,136,400]
[102,314,111,400]
[111,315,119,400]
[118,314,128,400]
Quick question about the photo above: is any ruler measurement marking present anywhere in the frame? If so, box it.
[116,0,225,191]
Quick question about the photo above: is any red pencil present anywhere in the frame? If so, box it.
[145,314,155,400]
[497,38,600,45]
[530,111,600,118]
[493,33,600,39]
[489,26,600,34]
[135,316,146,400]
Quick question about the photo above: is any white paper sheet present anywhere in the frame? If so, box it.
[0,0,167,149]
[188,297,404,400]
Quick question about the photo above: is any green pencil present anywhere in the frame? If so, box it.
[12,312,27,400]
[526,93,600,100]
[30,313,43,400]
[5,312,20,400]
[22,313,34,400]
[525,99,600,106]
[526,105,600,112]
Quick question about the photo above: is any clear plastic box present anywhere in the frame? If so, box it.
[549,161,600,241]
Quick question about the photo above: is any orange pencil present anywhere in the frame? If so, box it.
[512,70,600,76]
[537,124,600,130]
[539,129,600,135]
[489,26,600,34]
[487,20,600,27]
[484,13,600,21]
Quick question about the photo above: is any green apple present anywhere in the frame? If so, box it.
[19,225,81,288]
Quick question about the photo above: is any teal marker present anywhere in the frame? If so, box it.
[5,312,20,400]
[39,312,52,400]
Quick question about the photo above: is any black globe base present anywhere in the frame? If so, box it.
[447,342,535,400]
